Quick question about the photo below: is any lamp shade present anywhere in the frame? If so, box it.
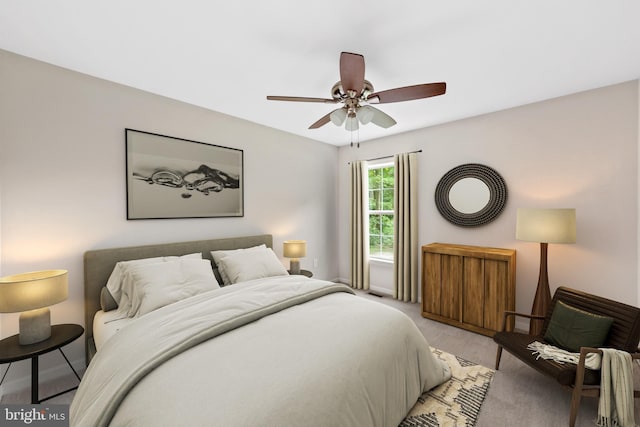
[516,208,576,244]
[357,105,375,124]
[330,108,347,126]
[0,270,68,313]
[283,240,307,259]
[345,113,359,131]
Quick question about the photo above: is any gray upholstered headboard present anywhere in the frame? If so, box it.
[83,234,273,364]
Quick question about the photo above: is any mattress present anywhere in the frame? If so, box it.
[92,310,134,351]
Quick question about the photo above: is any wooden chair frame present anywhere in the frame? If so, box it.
[570,347,640,427]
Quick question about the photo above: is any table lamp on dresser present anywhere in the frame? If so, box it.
[0,270,68,345]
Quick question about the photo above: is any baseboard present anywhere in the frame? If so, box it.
[368,285,393,297]
[332,279,394,297]
[335,277,350,285]
[0,357,84,398]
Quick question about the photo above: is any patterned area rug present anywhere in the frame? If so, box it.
[400,347,494,427]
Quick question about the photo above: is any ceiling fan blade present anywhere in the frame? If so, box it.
[339,52,365,95]
[367,106,397,128]
[368,82,446,104]
[308,112,333,129]
[267,95,337,104]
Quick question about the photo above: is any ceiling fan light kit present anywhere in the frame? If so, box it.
[345,113,359,131]
[330,108,347,126]
[267,52,447,135]
[357,105,375,124]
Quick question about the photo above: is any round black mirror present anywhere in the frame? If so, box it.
[435,163,507,227]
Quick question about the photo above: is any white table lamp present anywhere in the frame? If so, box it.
[283,240,307,275]
[0,270,68,345]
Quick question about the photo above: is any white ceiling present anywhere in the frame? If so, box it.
[2,1,639,146]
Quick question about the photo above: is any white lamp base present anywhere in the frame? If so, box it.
[19,307,52,345]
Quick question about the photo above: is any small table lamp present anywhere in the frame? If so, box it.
[283,240,307,275]
[0,270,68,345]
[516,208,576,335]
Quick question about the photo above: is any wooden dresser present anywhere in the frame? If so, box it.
[421,243,516,337]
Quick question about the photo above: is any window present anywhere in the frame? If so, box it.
[368,163,394,261]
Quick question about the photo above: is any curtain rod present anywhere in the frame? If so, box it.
[348,149,422,164]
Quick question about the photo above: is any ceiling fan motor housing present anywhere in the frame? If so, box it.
[331,80,374,101]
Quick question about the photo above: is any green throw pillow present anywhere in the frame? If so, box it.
[543,300,614,352]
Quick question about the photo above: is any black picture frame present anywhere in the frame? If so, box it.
[125,129,244,219]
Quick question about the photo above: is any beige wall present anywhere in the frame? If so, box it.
[338,81,639,317]
[0,50,339,392]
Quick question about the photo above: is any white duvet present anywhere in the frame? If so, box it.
[71,276,450,427]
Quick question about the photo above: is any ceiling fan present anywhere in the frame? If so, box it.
[266,52,446,132]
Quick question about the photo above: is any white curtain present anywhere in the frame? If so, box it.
[350,160,369,290]
[393,152,418,302]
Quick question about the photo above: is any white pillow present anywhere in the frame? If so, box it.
[210,245,267,286]
[124,258,219,317]
[106,253,202,312]
[217,248,288,284]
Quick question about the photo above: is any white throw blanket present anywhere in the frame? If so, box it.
[528,342,636,426]
[596,348,636,427]
[527,341,602,369]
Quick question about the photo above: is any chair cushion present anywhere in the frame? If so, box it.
[494,331,601,386]
[543,300,614,352]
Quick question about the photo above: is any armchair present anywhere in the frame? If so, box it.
[493,286,640,426]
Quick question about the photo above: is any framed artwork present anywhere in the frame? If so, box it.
[125,129,243,219]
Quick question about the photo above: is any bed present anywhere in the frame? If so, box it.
[71,234,451,427]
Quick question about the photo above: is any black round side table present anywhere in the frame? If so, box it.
[0,323,84,403]
[288,269,313,277]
